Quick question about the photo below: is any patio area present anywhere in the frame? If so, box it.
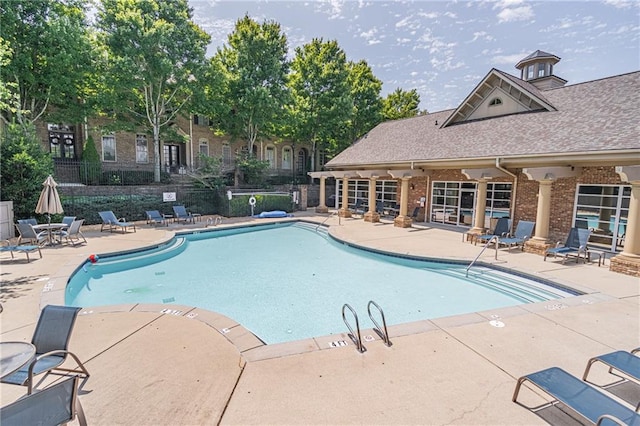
[1,210,638,425]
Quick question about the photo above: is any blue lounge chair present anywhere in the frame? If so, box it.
[98,211,136,233]
[497,220,535,252]
[0,240,42,262]
[513,367,640,425]
[146,210,168,226]
[475,217,512,245]
[544,227,591,263]
[57,219,87,246]
[172,205,200,223]
[583,350,640,399]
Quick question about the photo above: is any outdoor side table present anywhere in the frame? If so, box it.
[0,341,35,379]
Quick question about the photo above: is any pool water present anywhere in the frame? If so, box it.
[66,222,577,344]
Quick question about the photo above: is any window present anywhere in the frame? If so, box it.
[336,179,397,210]
[102,135,116,162]
[488,98,502,107]
[222,144,232,167]
[265,146,276,168]
[47,124,76,159]
[574,184,630,252]
[282,147,292,170]
[136,134,148,163]
[430,181,512,227]
[537,63,546,78]
[527,65,534,79]
[199,139,209,156]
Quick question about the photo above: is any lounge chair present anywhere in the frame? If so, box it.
[0,240,42,262]
[350,199,366,217]
[497,220,535,252]
[475,217,512,245]
[172,205,200,223]
[0,375,87,426]
[146,210,168,226]
[513,366,640,425]
[15,223,47,246]
[411,206,421,221]
[544,227,591,263]
[583,350,640,398]
[2,305,90,394]
[98,210,136,233]
[58,219,87,246]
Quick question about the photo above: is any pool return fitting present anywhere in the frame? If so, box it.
[341,300,392,353]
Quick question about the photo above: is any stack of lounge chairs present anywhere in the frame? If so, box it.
[513,348,640,424]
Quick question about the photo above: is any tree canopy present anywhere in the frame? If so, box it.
[96,0,211,181]
[213,15,290,155]
[382,88,421,121]
[0,0,95,131]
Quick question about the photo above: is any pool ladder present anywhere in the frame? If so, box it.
[341,301,392,353]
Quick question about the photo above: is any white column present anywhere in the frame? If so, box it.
[532,179,553,241]
[472,179,488,232]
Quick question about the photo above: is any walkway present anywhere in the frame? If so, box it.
[1,211,638,425]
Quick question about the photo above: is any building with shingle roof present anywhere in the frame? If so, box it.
[310,51,640,277]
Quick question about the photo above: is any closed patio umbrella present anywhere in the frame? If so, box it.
[35,175,63,224]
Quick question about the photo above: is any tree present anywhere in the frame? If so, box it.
[213,15,290,155]
[80,135,101,185]
[288,38,352,170]
[382,88,421,121]
[0,123,53,220]
[345,60,383,145]
[96,0,210,182]
[0,0,95,133]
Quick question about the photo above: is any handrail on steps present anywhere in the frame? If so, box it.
[316,211,339,231]
[466,235,498,277]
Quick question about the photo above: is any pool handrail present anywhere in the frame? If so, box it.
[342,304,366,353]
[466,235,498,276]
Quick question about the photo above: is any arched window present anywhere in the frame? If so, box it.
[489,97,502,107]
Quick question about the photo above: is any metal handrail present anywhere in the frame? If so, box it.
[367,300,392,347]
[465,235,498,277]
[316,211,339,231]
[342,304,366,353]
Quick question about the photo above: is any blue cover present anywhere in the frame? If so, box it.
[254,211,291,218]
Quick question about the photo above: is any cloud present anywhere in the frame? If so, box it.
[496,5,534,22]
[491,53,529,65]
[470,31,495,42]
[603,0,636,8]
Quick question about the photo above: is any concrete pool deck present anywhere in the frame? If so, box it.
[1,210,638,425]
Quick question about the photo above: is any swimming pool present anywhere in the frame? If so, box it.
[66,222,579,344]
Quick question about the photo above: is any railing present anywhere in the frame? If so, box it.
[466,236,498,277]
[367,300,392,347]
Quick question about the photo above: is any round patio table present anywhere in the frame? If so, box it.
[0,341,36,379]
[33,223,67,245]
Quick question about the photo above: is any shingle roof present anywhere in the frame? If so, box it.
[326,71,640,169]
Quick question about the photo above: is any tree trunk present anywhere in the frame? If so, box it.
[153,123,161,182]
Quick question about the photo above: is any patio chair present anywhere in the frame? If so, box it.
[98,210,136,233]
[172,205,200,223]
[17,218,38,226]
[475,217,512,245]
[544,227,592,263]
[57,219,87,246]
[583,350,640,405]
[411,206,421,221]
[1,305,90,394]
[0,375,87,426]
[513,366,640,425]
[146,210,168,226]
[0,240,42,263]
[350,199,366,217]
[61,216,76,228]
[15,223,47,246]
[496,220,535,252]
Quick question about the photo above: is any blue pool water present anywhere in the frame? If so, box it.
[66,222,577,344]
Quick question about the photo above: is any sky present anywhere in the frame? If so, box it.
[189,0,640,112]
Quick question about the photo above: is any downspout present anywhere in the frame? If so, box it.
[496,158,518,222]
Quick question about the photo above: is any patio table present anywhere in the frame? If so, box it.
[0,341,35,379]
[33,223,67,246]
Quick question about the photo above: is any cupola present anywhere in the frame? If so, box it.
[515,50,567,90]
